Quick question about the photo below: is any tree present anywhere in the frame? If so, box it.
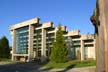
[0,39,2,58]
[0,36,10,58]
[50,24,67,63]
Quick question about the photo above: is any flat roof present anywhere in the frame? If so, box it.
[9,18,40,30]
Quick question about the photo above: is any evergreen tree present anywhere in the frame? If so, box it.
[0,36,10,58]
[0,39,2,58]
[50,24,67,63]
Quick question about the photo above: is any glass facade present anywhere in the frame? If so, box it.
[16,26,29,54]
[71,40,81,59]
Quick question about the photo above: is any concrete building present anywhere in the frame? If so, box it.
[9,18,95,62]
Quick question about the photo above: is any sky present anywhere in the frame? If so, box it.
[0,0,96,46]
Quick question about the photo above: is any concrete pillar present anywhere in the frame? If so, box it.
[81,40,84,60]
[41,28,46,62]
[33,50,36,58]
[28,25,34,62]
[54,29,57,42]
[93,40,96,59]
[11,30,16,61]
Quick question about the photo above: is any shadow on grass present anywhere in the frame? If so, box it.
[58,64,76,72]
[40,67,53,71]
[38,60,54,71]
[40,61,76,72]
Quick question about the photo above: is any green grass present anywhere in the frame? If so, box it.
[42,60,96,68]
[73,60,96,68]
[43,61,72,68]
[0,58,12,62]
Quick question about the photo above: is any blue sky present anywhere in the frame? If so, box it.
[0,0,96,46]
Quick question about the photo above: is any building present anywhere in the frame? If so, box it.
[9,18,95,62]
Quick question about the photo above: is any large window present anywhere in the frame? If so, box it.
[16,26,29,54]
[72,40,81,46]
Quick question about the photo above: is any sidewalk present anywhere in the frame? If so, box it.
[37,66,96,72]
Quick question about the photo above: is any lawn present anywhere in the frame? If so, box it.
[42,60,96,68]
[0,58,12,62]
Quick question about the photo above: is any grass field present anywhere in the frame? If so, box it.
[0,58,11,62]
[42,60,96,68]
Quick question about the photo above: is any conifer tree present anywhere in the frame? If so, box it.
[50,24,67,63]
[0,36,10,58]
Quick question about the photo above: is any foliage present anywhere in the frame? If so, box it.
[50,24,67,63]
[0,36,10,58]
